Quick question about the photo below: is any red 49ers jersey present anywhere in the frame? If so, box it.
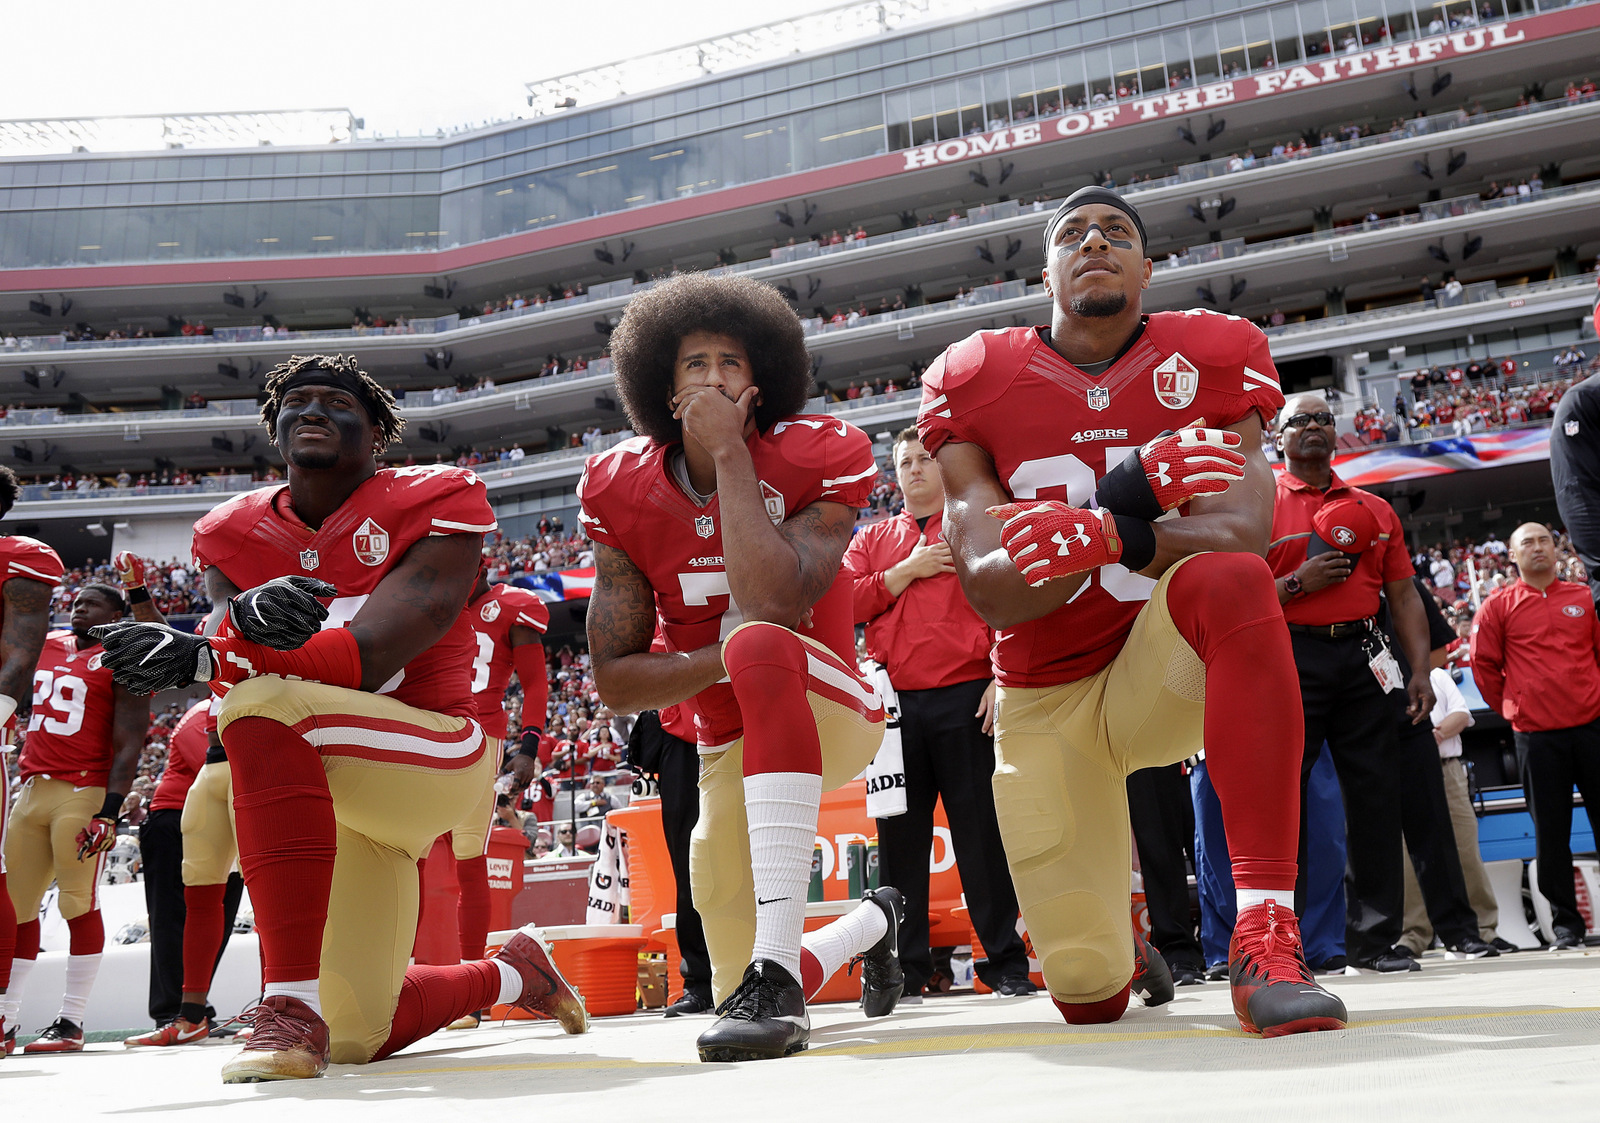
[579,416,878,747]
[20,630,118,787]
[149,699,211,812]
[0,535,65,592]
[193,465,497,719]
[466,582,550,738]
[917,313,1284,688]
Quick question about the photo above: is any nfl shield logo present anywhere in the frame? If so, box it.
[352,517,390,566]
[299,549,319,571]
[695,515,715,538]
[1566,419,1581,437]
[1087,386,1111,411]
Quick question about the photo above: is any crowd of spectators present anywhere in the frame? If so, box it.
[1342,358,1599,446]
[50,557,212,621]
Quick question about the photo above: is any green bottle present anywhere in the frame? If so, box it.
[846,839,868,899]
[808,843,825,902]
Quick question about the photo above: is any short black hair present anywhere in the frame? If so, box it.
[260,354,405,452]
[79,582,127,614]
[0,465,18,518]
[608,274,813,445]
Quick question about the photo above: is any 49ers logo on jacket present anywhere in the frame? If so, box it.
[1154,352,1199,409]
[479,599,502,623]
[1564,604,1586,618]
[352,517,390,566]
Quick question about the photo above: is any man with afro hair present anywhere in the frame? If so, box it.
[581,274,907,1061]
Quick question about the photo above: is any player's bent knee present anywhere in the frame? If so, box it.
[722,620,806,682]
[216,674,313,733]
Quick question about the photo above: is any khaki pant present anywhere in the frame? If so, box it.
[1400,756,1500,951]
[992,558,1208,1004]
[4,776,107,921]
[217,677,494,1064]
[181,761,237,886]
[692,623,886,1005]
[447,735,500,860]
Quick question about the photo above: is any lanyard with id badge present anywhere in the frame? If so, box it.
[1360,623,1405,693]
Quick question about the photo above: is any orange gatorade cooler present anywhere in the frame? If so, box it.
[487,924,647,1019]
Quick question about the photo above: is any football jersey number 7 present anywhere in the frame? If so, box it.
[677,571,744,684]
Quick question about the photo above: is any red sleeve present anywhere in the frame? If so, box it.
[916,346,968,457]
[1378,502,1414,584]
[412,466,497,538]
[817,422,879,508]
[0,536,64,587]
[513,640,549,734]
[842,524,897,625]
[1470,595,1507,715]
[510,591,550,635]
[1236,324,1287,428]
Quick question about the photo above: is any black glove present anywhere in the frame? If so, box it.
[90,622,214,695]
[228,576,337,650]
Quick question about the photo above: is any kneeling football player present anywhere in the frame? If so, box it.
[581,275,906,1062]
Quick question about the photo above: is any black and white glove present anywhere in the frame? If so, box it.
[228,576,337,650]
[90,622,214,695]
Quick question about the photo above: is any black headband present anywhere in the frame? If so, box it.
[1043,186,1149,256]
[277,366,380,417]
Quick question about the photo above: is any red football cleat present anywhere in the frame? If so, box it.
[495,925,589,1034]
[219,996,331,1083]
[1228,900,1348,1037]
[125,1015,212,1048]
[22,1017,84,1053]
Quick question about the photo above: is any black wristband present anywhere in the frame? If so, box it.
[127,586,152,605]
[1111,514,1158,573]
[515,727,544,759]
[1094,434,1169,522]
[98,791,126,820]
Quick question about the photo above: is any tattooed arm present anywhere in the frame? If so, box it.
[714,434,857,626]
[348,533,482,691]
[0,576,53,719]
[588,543,726,714]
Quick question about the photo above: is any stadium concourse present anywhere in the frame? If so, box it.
[4,955,1600,1120]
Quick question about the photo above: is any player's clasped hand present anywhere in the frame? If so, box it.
[987,501,1123,585]
[228,575,337,650]
[90,622,215,695]
[1096,427,1248,520]
[671,385,759,457]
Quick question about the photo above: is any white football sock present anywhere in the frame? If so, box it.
[494,959,523,1005]
[58,953,102,1026]
[745,770,823,982]
[2,958,37,1019]
[263,978,322,1016]
[801,896,889,988]
[1236,888,1296,914]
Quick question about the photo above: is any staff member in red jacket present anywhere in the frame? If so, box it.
[1472,522,1600,949]
[843,427,1029,998]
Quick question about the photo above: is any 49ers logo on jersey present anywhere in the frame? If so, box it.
[1154,353,1199,409]
[479,599,502,623]
[352,517,390,566]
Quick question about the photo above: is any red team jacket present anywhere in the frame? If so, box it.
[1471,578,1600,732]
[149,699,211,812]
[0,535,64,741]
[842,509,993,691]
[466,581,550,739]
[21,629,117,788]
[578,416,880,747]
[916,314,1285,687]
[192,465,498,720]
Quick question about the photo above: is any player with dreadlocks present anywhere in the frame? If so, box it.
[93,353,588,1083]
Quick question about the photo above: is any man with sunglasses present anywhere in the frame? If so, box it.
[1268,394,1436,973]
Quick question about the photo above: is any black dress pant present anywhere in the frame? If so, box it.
[1128,763,1202,968]
[139,809,243,1024]
[1291,630,1406,964]
[1515,716,1600,937]
[657,732,712,1000]
[877,677,1027,991]
[1396,719,1480,946]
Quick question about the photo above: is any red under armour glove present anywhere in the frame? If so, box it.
[990,502,1141,586]
[111,550,148,590]
[1095,428,1247,520]
[75,793,124,861]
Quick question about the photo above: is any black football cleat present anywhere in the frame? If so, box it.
[23,1016,85,1054]
[662,990,714,1018]
[850,887,906,1018]
[1132,931,1175,1007]
[696,960,809,1062]
[1229,900,1348,1037]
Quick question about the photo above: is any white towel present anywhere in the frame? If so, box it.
[585,815,631,924]
[859,662,907,819]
